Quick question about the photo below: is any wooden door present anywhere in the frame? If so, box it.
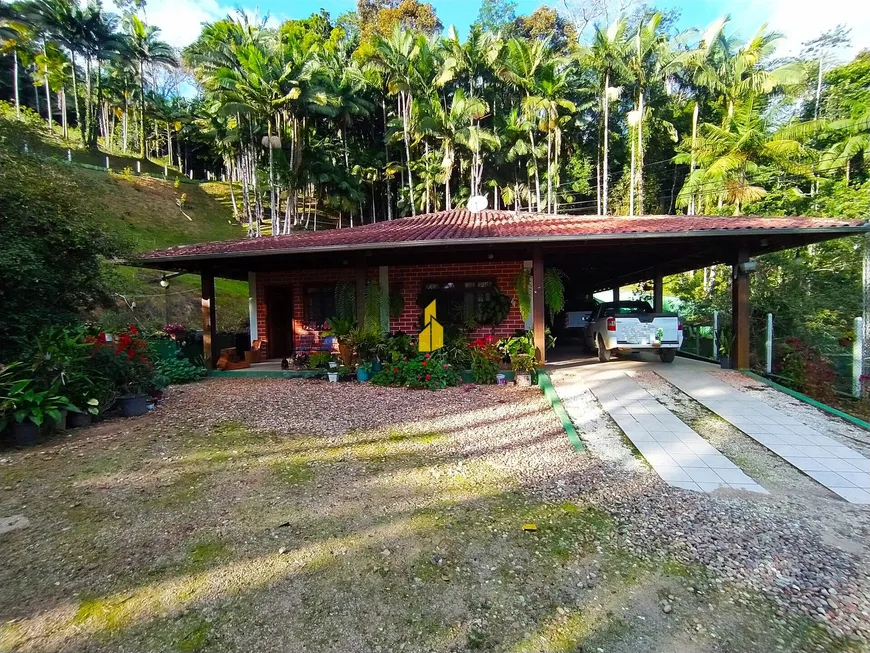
[265,285,294,358]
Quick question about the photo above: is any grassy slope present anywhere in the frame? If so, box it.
[0,104,249,332]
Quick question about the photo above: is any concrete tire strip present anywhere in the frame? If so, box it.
[658,369,870,505]
[558,369,767,494]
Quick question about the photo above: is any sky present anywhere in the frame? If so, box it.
[137,0,869,60]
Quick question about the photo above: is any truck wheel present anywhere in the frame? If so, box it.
[597,335,612,363]
[659,349,676,363]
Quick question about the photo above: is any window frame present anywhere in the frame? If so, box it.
[420,278,499,326]
[303,283,337,330]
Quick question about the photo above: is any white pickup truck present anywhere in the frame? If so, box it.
[584,301,683,363]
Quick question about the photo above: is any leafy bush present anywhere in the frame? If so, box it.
[293,352,310,369]
[0,146,125,361]
[0,379,76,430]
[382,332,415,363]
[155,357,206,385]
[371,352,460,390]
[87,326,155,396]
[467,335,501,384]
[775,338,836,403]
[308,352,334,369]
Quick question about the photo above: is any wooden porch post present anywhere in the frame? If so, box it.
[653,272,663,313]
[732,247,750,370]
[532,245,546,363]
[356,255,367,328]
[201,265,217,369]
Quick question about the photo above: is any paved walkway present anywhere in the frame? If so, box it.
[658,368,870,504]
[552,368,767,494]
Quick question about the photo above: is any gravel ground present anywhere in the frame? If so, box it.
[547,365,870,644]
[0,376,868,652]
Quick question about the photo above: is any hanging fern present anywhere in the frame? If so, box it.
[544,268,568,320]
[514,267,568,321]
[364,281,383,333]
[334,282,356,320]
[514,268,532,321]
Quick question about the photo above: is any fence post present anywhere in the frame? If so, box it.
[163,164,168,178]
[67,149,71,162]
[713,310,719,358]
[105,156,110,170]
[136,160,141,173]
[854,316,864,398]
[189,170,193,180]
[766,313,773,375]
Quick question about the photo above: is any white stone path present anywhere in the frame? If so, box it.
[564,369,767,494]
[658,368,870,504]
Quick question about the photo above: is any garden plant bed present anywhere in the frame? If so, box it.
[0,379,867,653]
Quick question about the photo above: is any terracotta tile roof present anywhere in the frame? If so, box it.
[139,210,868,261]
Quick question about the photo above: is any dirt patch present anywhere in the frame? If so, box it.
[0,379,865,653]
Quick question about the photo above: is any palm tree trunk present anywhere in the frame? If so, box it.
[602,71,610,215]
[139,60,146,157]
[529,131,542,212]
[636,91,645,214]
[166,125,173,167]
[689,100,698,215]
[227,161,239,219]
[629,124,636,216]
[382,99,393,221]
[13,50,20,121]
[268,120,277,235]
[42,41,52,131]
[546,133,553,213]
[401,92,416,215]
[69,50,82,143]
[60,88,67,138]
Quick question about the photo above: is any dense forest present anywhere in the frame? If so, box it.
[1,0,867,231]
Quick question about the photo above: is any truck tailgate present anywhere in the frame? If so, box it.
[616,315,680,346]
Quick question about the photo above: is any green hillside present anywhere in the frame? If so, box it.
[0,105,249,333]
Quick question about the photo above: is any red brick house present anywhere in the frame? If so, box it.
[135,210,868,368]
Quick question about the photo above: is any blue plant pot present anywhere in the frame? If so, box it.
[356,368,370,382]
[323,336,335,348]
[372,360,383,372]
[119,394,148,418]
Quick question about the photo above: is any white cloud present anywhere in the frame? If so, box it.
[761,0,870,58]
[110,0,232,48]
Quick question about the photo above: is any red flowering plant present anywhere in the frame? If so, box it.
[161,324,187,340]
[371,351,460,390]
[88,325,155,397]
[467,334,501,384]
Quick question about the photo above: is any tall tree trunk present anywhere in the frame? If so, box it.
[59,88,67,138]
[529,131,542,212]
[400,92,416,215]
[42,41,52,131]
[69,50,82,144]
[166,125,173,167]
[629,123,636,216]
[139,60,146,157]
[382,99,393,221]
[12,50,20,120]
[268,119,277,235]
[637,91,644,214]
[602,71,610,215]
[227,161,239,219]
[122,96,128,152]
[546,132,553,213]
[689,100,698,215]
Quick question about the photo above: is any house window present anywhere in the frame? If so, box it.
[421,280,496,325]
[305,285,336,330]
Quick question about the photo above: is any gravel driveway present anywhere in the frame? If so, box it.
[0,378,868,653]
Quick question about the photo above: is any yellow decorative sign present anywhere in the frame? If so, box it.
[418,300,444,352]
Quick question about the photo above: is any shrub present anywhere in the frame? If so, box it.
[293,352,310,369]
[467,335,501,384]
[371,352,460,390]
[155,357,206,385]
[775,338,836,403]
[87,325,155,397]
[308,352,334,369]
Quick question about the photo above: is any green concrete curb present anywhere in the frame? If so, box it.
[742,370,870,432]
[536,371,585,452]
[210,369,326,379]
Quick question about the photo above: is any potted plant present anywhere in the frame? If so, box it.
[89,326,154,417]
[512,354,538,387]
[327,370,340,383]
[717,325,734,369]
[0,380,76,446]
[323,317,357,367]
[356,361,372,382]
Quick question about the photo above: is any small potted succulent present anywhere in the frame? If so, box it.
[356,361,372,382]
[0,380,76,446]
[511,354,538,387]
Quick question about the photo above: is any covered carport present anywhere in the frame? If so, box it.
[133,211,868,369]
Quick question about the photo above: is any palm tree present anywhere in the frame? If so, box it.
[0,1,30,120]
[365,26,426,215]
[586,17,630,215]
[124,14,176,157]
[675,97,814,214]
